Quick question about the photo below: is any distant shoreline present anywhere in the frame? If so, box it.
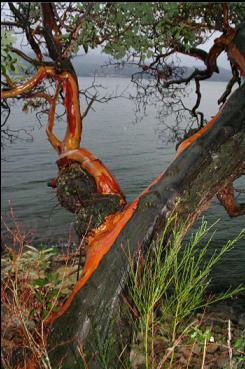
[76,74,230,81]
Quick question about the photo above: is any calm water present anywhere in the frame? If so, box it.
[1,78,244,288]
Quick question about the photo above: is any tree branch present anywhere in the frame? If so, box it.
[175,42,216,71]
[40,3,62,61]
[81,94,97,119]
[4,74,16,89]
[217,180,245,217]
[162,27,237,89]
[191,79,203,126]
[1,67,48,99]
[46,82,62,153]
[11,47,54,67]
[1,21,22,27]
[28,92,53,104]
[8,2,43,61]
[218,63,241,105]
[63,2,96,58]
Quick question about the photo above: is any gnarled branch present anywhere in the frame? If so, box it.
[1,66,82,153]
[217,180,245,217]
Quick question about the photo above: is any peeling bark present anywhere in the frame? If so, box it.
[217,181,245,217]
[47,84,245,369]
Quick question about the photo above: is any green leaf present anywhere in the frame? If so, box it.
[33,278,48,287]
[234,337,244,350]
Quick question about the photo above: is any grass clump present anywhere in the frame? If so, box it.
[127,216,245,369]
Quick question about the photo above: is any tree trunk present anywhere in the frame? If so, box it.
[46,83,245,368]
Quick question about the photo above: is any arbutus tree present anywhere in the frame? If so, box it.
[1,2,245,368]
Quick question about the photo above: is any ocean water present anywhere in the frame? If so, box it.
[1,78,244,288]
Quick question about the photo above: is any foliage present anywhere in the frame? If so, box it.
[1,28,26,78]
[2,3,245,62]
[1,29,18,75]
[1,3,245,144]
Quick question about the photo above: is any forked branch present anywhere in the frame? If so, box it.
[1,66,82,153]
[217,181,245,217]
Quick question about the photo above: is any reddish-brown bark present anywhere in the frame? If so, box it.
[44,90,242,331]
[217,182,245,217]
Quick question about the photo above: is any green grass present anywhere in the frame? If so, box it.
[127,216,245,369]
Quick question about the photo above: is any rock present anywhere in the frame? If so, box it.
[207,303,237,322]
[178,356,188,366]
[130,346,145,369]
[192,343,202,355]
[152,335,169,352]
[216,354,229,368]
[238,313,245,328]
[206,343,219,354]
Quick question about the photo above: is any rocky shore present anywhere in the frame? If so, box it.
[130,294,245,369]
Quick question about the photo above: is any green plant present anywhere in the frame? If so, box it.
[233,335,245,366]
[1,213,79,368]
[190,326,212,344]
[127,216,245,369]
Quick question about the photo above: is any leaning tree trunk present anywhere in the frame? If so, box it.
[46,83,245,368]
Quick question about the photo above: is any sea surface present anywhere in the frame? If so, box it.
[1,78,244,289]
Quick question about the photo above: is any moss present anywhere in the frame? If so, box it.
[56,163,123,238]
[56,163,97,213]
[75,194,123,237]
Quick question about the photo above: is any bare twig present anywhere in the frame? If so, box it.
[227,319,233,369]
[201,337,207,369]
[81,94,97,119]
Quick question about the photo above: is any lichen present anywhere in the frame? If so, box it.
[56,163,123,238]
[56,163,97,213]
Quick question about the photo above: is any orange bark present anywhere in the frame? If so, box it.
[46,82,62,152]
[45,109,223,328]
[176,110,222,156]
[1,66,82,153]
[1,67,48,99]
[217,183,245,217]
[1,65,126,208]
[58,148,126,203]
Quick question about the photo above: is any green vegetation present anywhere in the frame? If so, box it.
[127,217,245,369]
[1,217,244,368]
[1,238,79,369]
